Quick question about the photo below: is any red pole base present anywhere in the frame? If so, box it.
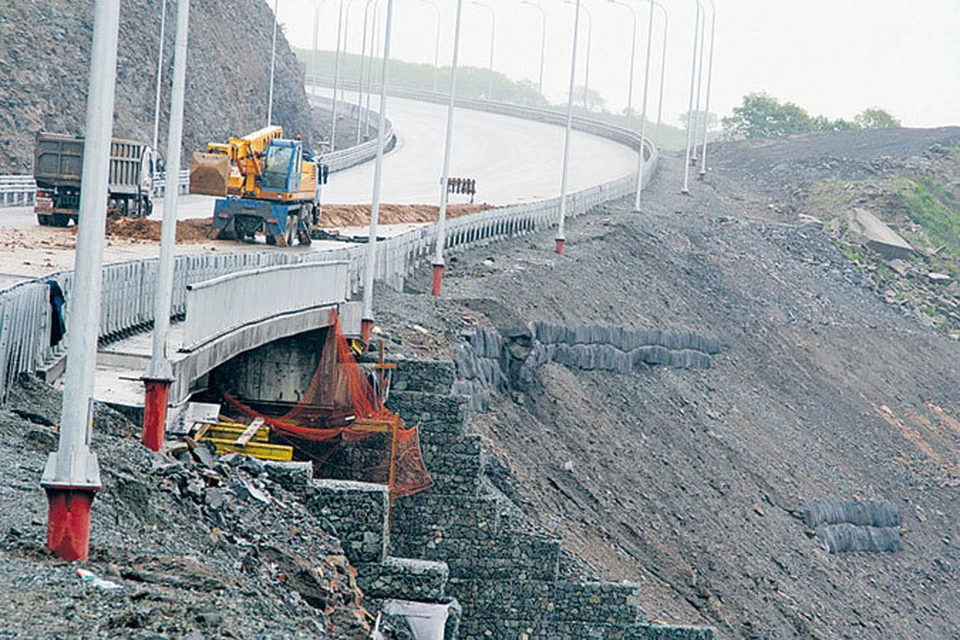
[431,264,444,297]
[142,378,172,452]
[45,488,97,561]
[361,318,373,347]
[555,238,565,255]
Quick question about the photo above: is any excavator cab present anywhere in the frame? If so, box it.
[261,139,302,193]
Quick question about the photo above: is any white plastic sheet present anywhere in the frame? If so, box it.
[381,599,450,640]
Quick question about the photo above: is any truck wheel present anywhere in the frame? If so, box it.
[53,214,72,227]
[37,214,52,226]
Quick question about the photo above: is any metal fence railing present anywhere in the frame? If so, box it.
[0,171,191,208]
[0,89,657,402]
[0,175,38,207]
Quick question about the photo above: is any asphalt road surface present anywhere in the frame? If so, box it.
[0,95,638,288]
[318,91,638,205]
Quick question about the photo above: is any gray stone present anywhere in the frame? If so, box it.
[265,461,314,492]
[204,488,226,511]
[844,208,915,260]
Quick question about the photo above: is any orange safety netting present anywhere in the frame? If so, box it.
[224,312,432,498]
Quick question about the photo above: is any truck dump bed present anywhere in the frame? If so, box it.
[34,133,147,194]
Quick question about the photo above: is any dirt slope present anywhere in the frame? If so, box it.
[373,141,960,638]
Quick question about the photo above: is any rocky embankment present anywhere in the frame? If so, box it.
[370,143,960,638]
[709,126,960,338]
[0,0,322,173]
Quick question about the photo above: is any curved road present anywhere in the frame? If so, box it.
[0,95,638,287]
[322,92,637,205]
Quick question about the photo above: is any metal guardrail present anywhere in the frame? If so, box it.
[0,89,657,402]
[307,92,395,174]
[0,175,38,207]
[153,170,191,198]
[0,171,190,207]
[181,261,348,352]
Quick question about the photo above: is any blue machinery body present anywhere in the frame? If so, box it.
[212,197,316,246]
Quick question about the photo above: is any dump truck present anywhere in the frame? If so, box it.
[189,126,328,246]
[33,132,156,227]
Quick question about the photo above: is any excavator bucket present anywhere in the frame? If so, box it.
[189,152,231,197]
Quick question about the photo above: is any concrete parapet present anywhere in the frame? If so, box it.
[306,479,389,564]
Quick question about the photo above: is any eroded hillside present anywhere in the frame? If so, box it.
[0,0,318,172]
[371,140,960,638]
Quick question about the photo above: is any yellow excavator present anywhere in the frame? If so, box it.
[190,126,328,246]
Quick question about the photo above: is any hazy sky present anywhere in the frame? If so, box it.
[274,0,960,129]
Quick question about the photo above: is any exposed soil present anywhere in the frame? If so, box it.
[368,138,960,639]
[320,203,494,229]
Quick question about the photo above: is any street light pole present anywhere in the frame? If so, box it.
[360,0,395,345]
[698,0,716,180]
[431,0,464,296]
[41,0,122,562]
[418,0,441,93]
[653,0,668,147]
[471,0,495,99]
[356,0,375,145]
[564,0,591,110]
[311,0,323,80]
[142,0,190,453]
[330,0,345,151]
[267,0,279,125]
[151,0,167,166]
[632,0,655,211]
[691,0,706,164]
[363,0,380,139]
[680,0,702,195]
[608,0,637,129]
[556,0,581,254]
[340,0,363,107]
[520,0,546,98]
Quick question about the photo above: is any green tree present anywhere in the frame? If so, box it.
[574,85,607,113]
[855,108,901,129]
[721,92,814,139]
[679,110,719,132]
[811,115,860,132]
